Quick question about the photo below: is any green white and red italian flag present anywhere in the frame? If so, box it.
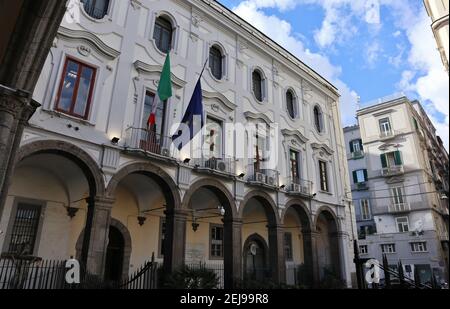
[147,53,172,128]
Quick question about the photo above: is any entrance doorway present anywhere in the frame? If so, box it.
[244,235,268,281]
[104,226,124,282]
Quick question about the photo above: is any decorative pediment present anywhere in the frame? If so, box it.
[378,143,402,151]
[281,129,308,144]
[58,27,120,60]
[133,60,186,89]
[386,176,404,184]
[311,143,334,155]
[244,111,273,125]
[202,91,236,111]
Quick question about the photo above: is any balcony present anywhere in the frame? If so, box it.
[351,150,364,159]
[388,203,410,213]
[124,127,176,159]
[379,130,400,140]
[286,178,313,197]
[247,160,279,187]
[356,182,369,191]
[192,157,236,177]
[381,165,404,177]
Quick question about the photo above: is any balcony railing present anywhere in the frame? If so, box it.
[351,150,364,159]
[381,165,404,177]
[247,160,279,187]
[192,157,235,176]
[380,130,401,139]
[124,127,176,158]
[356,182,369,190]
[286,177,313,197]
[388,203,410,213]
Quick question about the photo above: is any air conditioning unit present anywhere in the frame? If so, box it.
[255,172,266,183]
[161,148,171,157]
[267,176,276,186]
[217,160,227,172]
[291,183,300,192]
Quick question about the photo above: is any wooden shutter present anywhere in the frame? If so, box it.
[380,154,387,168]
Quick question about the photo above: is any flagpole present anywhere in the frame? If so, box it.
[198,57,209,80]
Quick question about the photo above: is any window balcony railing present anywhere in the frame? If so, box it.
[192,157,236,176]
[356,182,369,190]
[388,203,410,213]
[124,127,176,158]
[286,177,313,197]
[351,150,364,159]
[381,165,404,177]
[380,130,400,139]
[247,160,279,187]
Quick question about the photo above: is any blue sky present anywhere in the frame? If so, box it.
[218,0,449,149]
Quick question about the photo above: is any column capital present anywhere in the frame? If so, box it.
[0,85,32,117]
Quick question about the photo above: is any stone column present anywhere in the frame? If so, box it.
[303,230,320,287]
[223,218,242,288]
[335,231,351,285]
[163,208,188,273]
[267,224,286,284]
[0,85,39,218]
[81,196,115,278]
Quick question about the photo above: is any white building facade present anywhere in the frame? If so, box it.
[353,95,449,285]
[0,0,355,288]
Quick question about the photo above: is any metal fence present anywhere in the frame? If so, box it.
[185,262,224,289]
[0,257,66,289]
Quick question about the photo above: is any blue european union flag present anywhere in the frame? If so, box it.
[172,79,204,150]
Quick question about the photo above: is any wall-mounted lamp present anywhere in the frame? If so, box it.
[238,173,246,178]
[183,158,191,164]
[137,216,147,226]
[279,184,286,189]
[111,137,120,145]
[192,218,199,232]
[440,194,448,200]
[66,207,79,219]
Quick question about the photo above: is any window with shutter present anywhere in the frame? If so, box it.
[381,153,387,168]
[252,71,263,102]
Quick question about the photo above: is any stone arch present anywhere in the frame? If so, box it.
[314,206,340,232]
[106,162,181,210]
[281,199,312,230]
[75,218,132,280]
[238,190,280,225]
[181,177,237,220]
[17,139,105,197]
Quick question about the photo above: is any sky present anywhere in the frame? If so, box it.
[218,0,449,150]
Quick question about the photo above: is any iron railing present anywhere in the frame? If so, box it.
[247,159,279,186]
[351,150,364,159]
[185,262,224,289]
[117,260,158,289]
[124,127,176,158]
[381,165,404,176]
[0,257,66,289]
[192,157,236,176]
[388,203,410,213]
[286,177,312,196]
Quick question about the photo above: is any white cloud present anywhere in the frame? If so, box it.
[232,0,359,125]
[365,41,382,68]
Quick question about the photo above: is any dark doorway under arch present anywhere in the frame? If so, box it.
[104,226,125,282]
[243,234,269,281]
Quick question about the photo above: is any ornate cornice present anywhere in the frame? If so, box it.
[57,27,121,60]
[281,129,308,144]
[202,91,236,110]
[311,142,334,155]
[243,111,273,125]
[133,60,187,89]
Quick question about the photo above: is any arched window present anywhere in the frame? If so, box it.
[314,105,323,132]
[209,46,223,80]
[81,0,110,19]
[286,90,296,118]
[153,16,173,53]
[252,70,263,102]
